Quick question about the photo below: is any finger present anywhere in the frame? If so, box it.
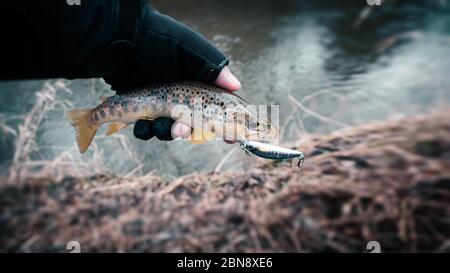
[171,121,192,139]
[133,120,154,140]
[214,66,241,92]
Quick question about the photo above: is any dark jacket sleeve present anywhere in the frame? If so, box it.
[1,0,120,80]
[1,0,229,92]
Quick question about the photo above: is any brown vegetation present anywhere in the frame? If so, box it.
[1,110,449,252]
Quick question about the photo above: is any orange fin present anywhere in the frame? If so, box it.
[66,109,98,153]
[189,128,215,144]
[106,122,129,136]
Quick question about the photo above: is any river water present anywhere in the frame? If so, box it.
[1,0,449,177]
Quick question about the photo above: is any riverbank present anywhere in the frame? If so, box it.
[1,111,449,252]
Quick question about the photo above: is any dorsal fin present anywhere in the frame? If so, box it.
[99,96,109,103]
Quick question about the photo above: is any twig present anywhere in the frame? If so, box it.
[214,147,238,173]
[288,95,350,128]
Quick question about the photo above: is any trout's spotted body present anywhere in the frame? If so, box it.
[67,81,278,153]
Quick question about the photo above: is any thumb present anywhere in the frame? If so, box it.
[214,66,241,91]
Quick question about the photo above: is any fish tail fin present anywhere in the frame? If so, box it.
[66,109,98,153]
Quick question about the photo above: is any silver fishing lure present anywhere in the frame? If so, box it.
[240,140,305,166]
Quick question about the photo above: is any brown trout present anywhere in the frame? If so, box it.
[67,81,278,153]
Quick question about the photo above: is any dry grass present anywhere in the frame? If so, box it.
[1,80,143,186]
[0,109,449,252]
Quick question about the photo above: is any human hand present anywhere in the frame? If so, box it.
[103,1,241,142]
[134,66,241,142]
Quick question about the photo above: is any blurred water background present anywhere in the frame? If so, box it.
[1,0,449,178]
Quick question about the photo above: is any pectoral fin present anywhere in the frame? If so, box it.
[189,128,215,144]
[106,122,129,136]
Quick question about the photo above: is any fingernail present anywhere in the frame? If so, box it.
[227,70,242,90]
[215,66,242,91]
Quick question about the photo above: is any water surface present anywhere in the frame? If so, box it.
[1,0,449,177]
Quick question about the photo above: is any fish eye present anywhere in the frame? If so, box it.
[248,145,257,152]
